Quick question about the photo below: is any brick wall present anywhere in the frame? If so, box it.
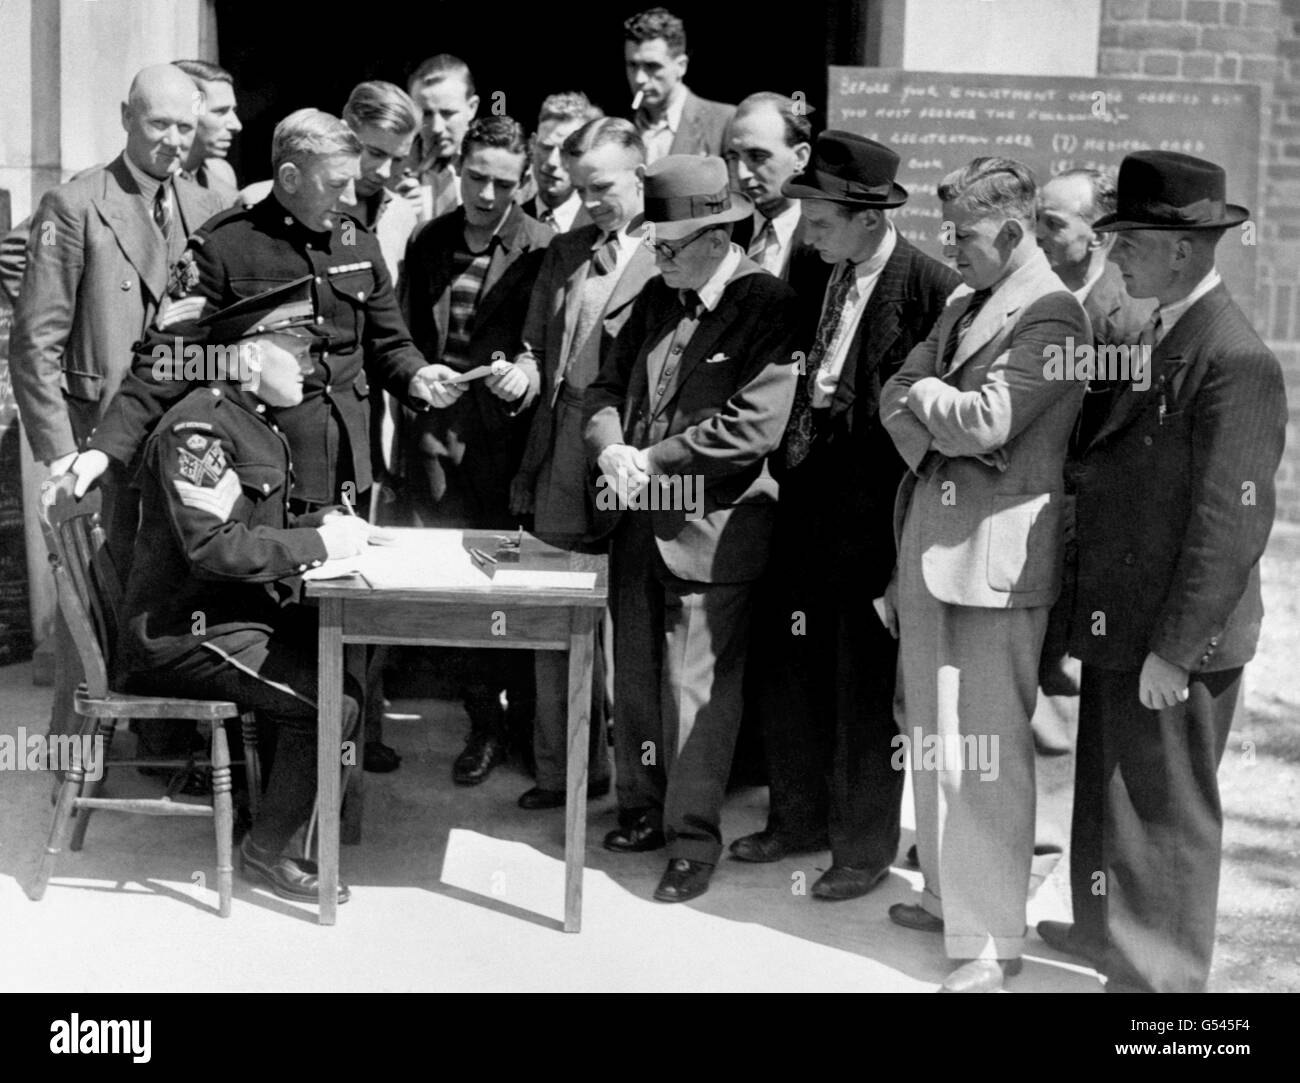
[1100,0,1300,520]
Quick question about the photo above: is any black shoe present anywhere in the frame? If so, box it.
[905,843,919,869]
[603,813,665,853]
[729,830,829,863]
[1037,920,1103,967]
[812,863,890,900]
[653,858,713,903]
[888,901,945,933]
[452,733,506,786]
[518,779,611,809]
[363,740,402,773]
[239,837,350,904]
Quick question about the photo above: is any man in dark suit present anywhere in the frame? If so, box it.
[510,118,657,810]
[624,8,734,164]
[725,93,813,281]
[584,156,799,903]
[1030,167,1155,887]
[524,93,602,233]
[729,133,959,901]
[10,64,228,742]
[401,115,554,785]
[1039,151,1287,993]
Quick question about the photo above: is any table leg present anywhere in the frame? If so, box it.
[564,609,596,932]
[317,597,344,925]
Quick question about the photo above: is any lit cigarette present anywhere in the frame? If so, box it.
[631,89,644,112]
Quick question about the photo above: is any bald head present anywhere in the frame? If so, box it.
[122,64,200,179]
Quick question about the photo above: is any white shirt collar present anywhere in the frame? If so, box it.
[849,221,896,285]
[1159,267,1222,335]
[122,152,165,203]
[692,243,743,312]
[1073,260,1107,303]
[643,85,688,134]
[540,190,583,232]
[755,200,801,248]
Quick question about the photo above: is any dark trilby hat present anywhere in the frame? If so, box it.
[629,155,753,240]
[196,275,322,343]
[782,130,908,208]
[1093,150,1249,232]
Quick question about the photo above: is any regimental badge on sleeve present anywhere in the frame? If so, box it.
[172,435,240,521]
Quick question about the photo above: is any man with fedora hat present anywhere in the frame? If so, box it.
[729,132,958,901]
[118,277,373,906]
[1036,150,1286,993]
[880,156,1089,993]
[583,154,799,903]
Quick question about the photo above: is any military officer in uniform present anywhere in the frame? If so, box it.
[119,278,371,904]
[70,108,440,515]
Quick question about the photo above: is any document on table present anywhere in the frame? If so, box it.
[301,529,490,588]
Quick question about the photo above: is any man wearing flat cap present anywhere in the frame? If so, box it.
[583,155,799,903]
[118,278,373,905]
[1036,151,1286,993]
[730,132,959,902]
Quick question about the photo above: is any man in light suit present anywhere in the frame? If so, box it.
[880,157,1089,993]
[172,60,243,204]
[1031,167,1154,884]
[624,8,734,164]
[1039,152,1286,993]
[584,155,798,903]
[10,64,228,740]
[725,93,812,281]
[397,55,478,224]
[510,118,658,810]
[730,133,959,899]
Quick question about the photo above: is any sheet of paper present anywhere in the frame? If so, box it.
[302,529,492,588]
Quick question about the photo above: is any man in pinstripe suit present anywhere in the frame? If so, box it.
[1040,151,1287,993]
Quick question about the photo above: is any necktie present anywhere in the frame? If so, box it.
[783,262,857,469]
[748,217,777,272]
[538,206,556,229]
[679,289,703,319]
[591,232,620,276]
[153,182,173,236]
[940,287,992,373]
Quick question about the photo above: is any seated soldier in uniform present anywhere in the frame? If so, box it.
[118,278,370,904]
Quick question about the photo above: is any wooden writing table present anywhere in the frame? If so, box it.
[306,528,608,928]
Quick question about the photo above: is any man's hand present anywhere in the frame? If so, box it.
[875,572,900,639]
[1138,652,1190,711]
[412,364,466,409]
[317,516,371,559]
[597,444,650,507]
[509,473,535,516]
[69,450,110,497]
[485,358,529,402]
[47,452,78,477]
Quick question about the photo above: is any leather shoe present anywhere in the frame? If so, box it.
[452,732,505,785]
[653,858,713,903]
[728,831,829,863]
[603,814,665,853]
[518,779,611,809]
[904,843,919,869]
[940,957,1022,993]
[363,740,402,773]
[889,901,945,933]
[812,863,890,900]
[1037,920,1103,967]
[239,837,350,904]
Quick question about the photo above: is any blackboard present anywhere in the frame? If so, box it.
[828,68,1260,312]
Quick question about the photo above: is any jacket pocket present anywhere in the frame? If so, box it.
[987,491,1059,593]
[233,462,287,501]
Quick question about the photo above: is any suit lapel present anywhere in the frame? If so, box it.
[670,91,705,156]
[474,207,529,329]
[173,177,211,238]
[95,155,167,302]
[604,243,657,318]
[828,242,911,420]
[946,252,1058,377]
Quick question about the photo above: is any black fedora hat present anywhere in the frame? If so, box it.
[1093,150,1249,232]
[781,130,908,208]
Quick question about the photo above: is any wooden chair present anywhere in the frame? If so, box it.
[29,475,262,917]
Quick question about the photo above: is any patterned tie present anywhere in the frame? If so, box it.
[940,287,992,373]
[783,262,857,469]
[153,181,173,236]
[748,217,777,272]
[591,232,620,276]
